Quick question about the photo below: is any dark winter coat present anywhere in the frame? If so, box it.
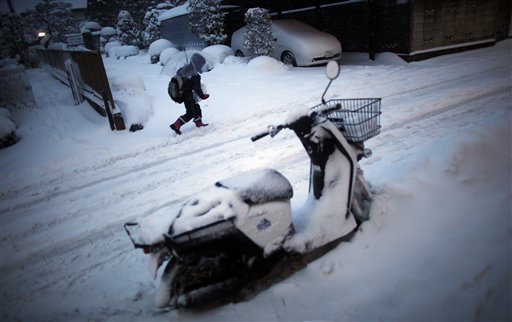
[176,53,209,122]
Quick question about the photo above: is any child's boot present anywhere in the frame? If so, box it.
[194,118,208,127]
[170,118,184,135]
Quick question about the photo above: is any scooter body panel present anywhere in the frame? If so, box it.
[285,121,358,253]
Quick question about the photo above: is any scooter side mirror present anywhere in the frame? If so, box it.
[321,61,340,104]
[325,60,340,80]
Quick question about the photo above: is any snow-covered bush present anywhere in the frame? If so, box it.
[105,41,122,57]
[117,10,142,47]
[100,27,118,53]
[159,47,180,65]
[202,45,234,64]
[0,63,36,109]
[148,39,175,63]
[188,0,227,45]
[0,107,16,149]
[142,7,162,48]
[243,7,274,57]
[100,27,117,42]
[113,45,139,59]
[80,21,102,33]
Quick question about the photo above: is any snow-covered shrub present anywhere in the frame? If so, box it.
[159,47,180,65]
[0,107,16,149]
[101,27,117,42]
[81,21,102,33]
[113,45,139,59]
[148,39,175,63]
[244,7,274,57]
[105,41,122,57]
[188,0,227,45]
[202,45,234,64]
[142,7,162,48]
[117,10,142,47]
[0,63,36,109]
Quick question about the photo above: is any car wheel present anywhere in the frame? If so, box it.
[235,50,245,57]
[281,51,297,67]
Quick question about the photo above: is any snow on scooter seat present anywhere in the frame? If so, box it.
[170,169,293,236]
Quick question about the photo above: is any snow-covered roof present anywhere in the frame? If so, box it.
[158,2,189,22]
[158,1,240,22]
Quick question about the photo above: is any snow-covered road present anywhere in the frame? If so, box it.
[1,40,510,321]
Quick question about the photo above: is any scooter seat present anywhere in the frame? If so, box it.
[215,169,293,205]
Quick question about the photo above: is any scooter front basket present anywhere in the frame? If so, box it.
[313,98,382,143]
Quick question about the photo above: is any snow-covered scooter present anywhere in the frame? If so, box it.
[125,61,381,308]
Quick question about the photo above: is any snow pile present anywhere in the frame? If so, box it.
[104,40,122,56]
[111,45,139,59]
[110,75,152,127]
[245,56,287,75]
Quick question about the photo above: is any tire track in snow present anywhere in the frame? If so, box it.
[384,85,511,132]
[0,112,288,215]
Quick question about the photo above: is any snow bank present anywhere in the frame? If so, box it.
[110,75,152,127]
[245,56,287,75]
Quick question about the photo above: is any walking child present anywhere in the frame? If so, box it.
[169,53,210,135]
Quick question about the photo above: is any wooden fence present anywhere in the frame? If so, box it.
[37,49,125,131]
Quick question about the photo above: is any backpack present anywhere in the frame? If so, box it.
[168,75,186,103]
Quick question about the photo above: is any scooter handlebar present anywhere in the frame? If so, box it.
[251,125,286,142]
[251,131,270,142]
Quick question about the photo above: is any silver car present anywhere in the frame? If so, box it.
[231,19,342,67]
